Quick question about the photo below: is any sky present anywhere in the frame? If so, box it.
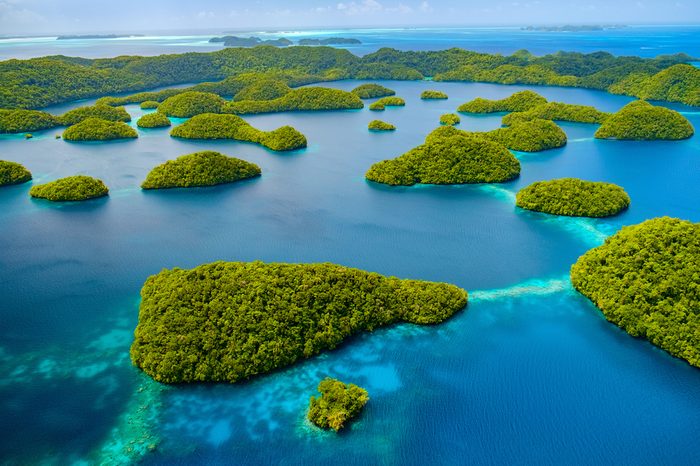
[0,0,698,35]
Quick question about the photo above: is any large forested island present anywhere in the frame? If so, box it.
[516,178,630,217]
[0,160,32,186]
[2,46,697,110]
[130,261,467,383]
[225,87,364,114]
[308,378,369,432]
[29,175,109,201]
[571,217,700,368]
[141,151,261,189]
[594,100,694,140]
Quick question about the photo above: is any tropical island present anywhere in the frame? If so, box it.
[0,160,32,186]
[130,261,468,383]
[439,113,460,126]
[136,112,171,128]
[369,96,405,111]
[157,91,227,118]
[351,83,396,99]
[59,104,131,126]
[225,87,364,114]
[141,151,260,189]
[368,120,396,131]
[366,128,520,186]
[502,101,610,125]
[0,109,60,133]
[458,90,547,113]
[594,100,694,140]
[516,178,630,217]
[62,117,138,141]
[571,217,700,368]
[307,378,369,432]
[170,113,307,151]
[29,175,109,201]
[421,90,448,100]
[209,36,293,47]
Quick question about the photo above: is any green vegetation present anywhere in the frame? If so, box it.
[0,109,60,133]
[0,47,695,110]
[368,120,396,131]
[351,83,396,99]
[421,90,448,99]
[308,378,369,431]
[594,100,694,140]
[486,119,567,152]
[29,175,108,201]
[63,117,138,141]
[141,151,260,189]
[59,104,131,126]
[458,90,547,113]
[140,100,159,109]
[136,112,171,128]
[130,261,467,383]
[368,96,405,111]
[0,160,32,186]
[225,87,363,114]
[516,178,630,217]
[439,113,460,126]
[571,217,700,367]
[233,79,291,102]
[157,91,227,118]
[366,128,520,186]
[170,113,307,151]
[502,102,610,125]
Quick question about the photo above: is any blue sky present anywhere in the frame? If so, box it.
[0,0,698,35]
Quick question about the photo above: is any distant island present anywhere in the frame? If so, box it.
[521,25,626,32]
[57,34,144,40]
[209,36,361,47]
[298,38,361,45]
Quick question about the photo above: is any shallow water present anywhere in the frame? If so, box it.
[0,78,699,464]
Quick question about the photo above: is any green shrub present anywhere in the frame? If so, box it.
[60,104,131,126]
[439,113,460,126]
[137,112,171,128]
[516,178,630,217]
[366,128,520,186]
[130,261,468,383]
[142,151,260,189]
[233,79,291,102]
[571,217,700,367]
[421,90,448,99]
[351,83,396,99]
[0,160,32,186]
[502,102,610,125]
[594,100,694,140]
[29,175,108,201]
[458,90,547,113]
[158,91,227,118]
[170,113,306,151]
[0,109,60,133]
[140,100,160,109]
[368,120,396,131]
[308,378,369,431]
[225,87,363,114]
[63,117,138,141]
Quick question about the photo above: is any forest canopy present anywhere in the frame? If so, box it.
[368,120,396,131]
[62,118,138,141]
[130,261,468,383]
[516,178,630,217]
[458,90,547,113]
[0,109,60,133]
[571,217,700,367]
[307,378,369,432]
[136,112,171,128]
[351,83,396,99]
[225,87,364,114]
[157,91,227,118]
[29,175,108,201]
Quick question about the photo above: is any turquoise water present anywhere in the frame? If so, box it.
[2,25,700,60]
[1,76,700,463]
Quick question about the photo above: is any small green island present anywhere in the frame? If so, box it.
[421,90,448,100]
[137,112,171,128]
[571,217,700,368]
[60,104,131,126]
[140,100,160,109]
[158,91,227,118]
[516,178,630,217]
[439,113,460,126]
[170,113,307,151]
[0,160,32,186]
[352,83,396,99]
[226,87,364,114]
[594,100,694,140]
[458,90,547,113]
[307,378,369,432]
[29,175,109,202]
[0,109,60,133]
[366,127,520,186]
[130,261,467,383]
[368,120,396,131]
[502,101,610,125]
[141,151,261,189]
[369,96,406,111]
[62,117,138,141]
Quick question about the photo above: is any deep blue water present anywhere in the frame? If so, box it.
[1,81,700,463]
[1,25,700,60]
